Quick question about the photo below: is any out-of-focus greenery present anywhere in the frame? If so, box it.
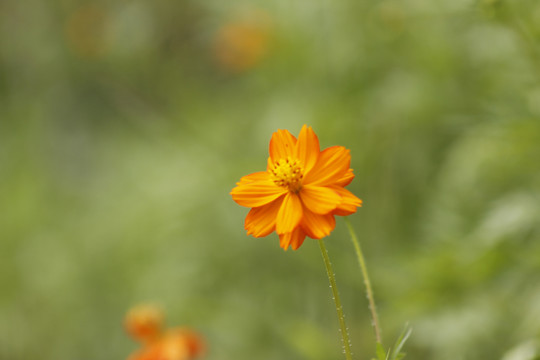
[1,0,540,359]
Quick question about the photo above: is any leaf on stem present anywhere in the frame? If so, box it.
[373,324,412,360]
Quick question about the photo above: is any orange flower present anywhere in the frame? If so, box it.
[125,305,205,360]
[231,125,362,250]
[64,4,108,59]
[125,304,164,344]
[213,11,271,72]
[127,328,205,360]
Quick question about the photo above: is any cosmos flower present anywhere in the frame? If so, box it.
[125,304,164,345]
[213,11,271,72]
[125,304,205,360]
[64,4,108,58]
[231,125,362,250]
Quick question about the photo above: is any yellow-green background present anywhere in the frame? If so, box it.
[1,0,540,359]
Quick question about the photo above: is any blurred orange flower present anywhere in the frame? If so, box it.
[125,304,164,344]
[125,305,205,360]
[213,12,271,72]
[231,125,362,250]
[64,4,108,58]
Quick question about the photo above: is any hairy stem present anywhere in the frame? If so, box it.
[318,239,353,360]
[344,217,382,344]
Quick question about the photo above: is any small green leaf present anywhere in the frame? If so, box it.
[389,324,412,360]
[376,342,388,360]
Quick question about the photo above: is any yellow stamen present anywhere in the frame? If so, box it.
[270,156,304,193]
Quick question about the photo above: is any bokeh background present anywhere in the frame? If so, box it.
[1,0,540,359]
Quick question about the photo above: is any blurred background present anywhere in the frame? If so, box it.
[1,0,540,359]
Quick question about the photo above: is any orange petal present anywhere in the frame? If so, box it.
[335,168,355,187]
[266,156,273,172]
[301,208,336,239]
[300,185,341,214]
[231,180,286,207]
[276,192,303,234]
[279,227,306,250]
[279,232,290,250]
[269,129,297,163]
[295,125,320,174]
[331,186,363,216]
[303,146,351,186]
[237,171,270,185]
[289,227,307,250]
[166,328,206,358]
[245,201,281,237]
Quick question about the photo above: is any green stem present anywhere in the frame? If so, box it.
[318,239,353,360]
[344,217,382,344]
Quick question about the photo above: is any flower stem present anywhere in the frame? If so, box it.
[344,217,382,344]
[318,239,353,360]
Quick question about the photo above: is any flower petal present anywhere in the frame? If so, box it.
[289,227,307,250]
[335,169,355,187]
[331,186,363,216]
[245,200,281,237]
[269,129,297,163]
[275,192,303,234]
[266,156,273,172]
[300,185,341,214]
[303,146,351,186]
[231,180,286,208]
[295,125,320,174]
[279,227,306,250]
[237,171,270,185]
[279,232,290,249]
[301,208,336,239]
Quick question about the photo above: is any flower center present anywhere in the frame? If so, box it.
[270,157,304,193]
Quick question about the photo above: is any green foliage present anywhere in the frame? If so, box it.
[373,326,412,360]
